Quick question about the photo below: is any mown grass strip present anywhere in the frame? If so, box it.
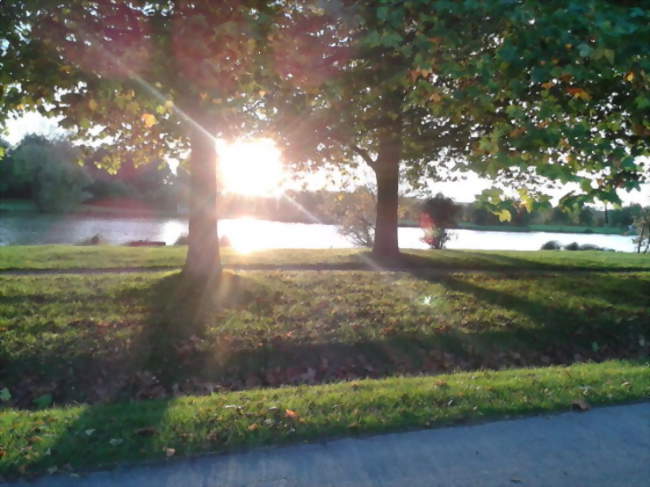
[1,246,649,272]
[1,360,648,479]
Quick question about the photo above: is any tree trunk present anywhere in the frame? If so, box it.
[372,130,402,258]
[183,125,221,283]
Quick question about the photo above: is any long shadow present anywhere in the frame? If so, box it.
[6,267,649,476]
[12,270,265,476]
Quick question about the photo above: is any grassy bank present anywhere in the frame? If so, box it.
[1,246,649,272]
[1,361,648,479]
[1,269,648,409]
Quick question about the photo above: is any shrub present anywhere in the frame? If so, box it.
[578,243,602,251]
[564,242,580,251]
[79,233,103,245]
[421,194,461,249]
[540,240,561,250]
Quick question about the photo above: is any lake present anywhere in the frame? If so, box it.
[0,213,637,252]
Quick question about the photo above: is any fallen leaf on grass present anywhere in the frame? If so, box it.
[247,424,259,431]
[571,400,591,412]
[164,447,175,457]
[285,409,299,419]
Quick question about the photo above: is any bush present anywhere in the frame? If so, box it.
[564,242,580,251]
[79,233,103,245]
[421,193,461,249]
[540,240,561,250]
[578,243,602,251]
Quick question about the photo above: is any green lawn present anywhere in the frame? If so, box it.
[1,361,649,478]
[1,245,649,271]
[1,269,648,409]
[1,247,649,478]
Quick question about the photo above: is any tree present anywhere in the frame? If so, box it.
[9,134,91,212]
[271,1,649,257]
[1,0,278,283]
[420,193,461,249]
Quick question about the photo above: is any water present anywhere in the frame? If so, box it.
[0,213,637,252]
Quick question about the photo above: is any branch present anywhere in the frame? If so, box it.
[350,144,377,169]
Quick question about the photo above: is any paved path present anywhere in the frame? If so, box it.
[5,402,649,487]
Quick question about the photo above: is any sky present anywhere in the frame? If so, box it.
[3,111,649,206]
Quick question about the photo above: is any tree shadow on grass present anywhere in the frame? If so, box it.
[7,268,650,477]
[10,271,268,477]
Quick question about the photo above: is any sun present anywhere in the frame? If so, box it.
[216,138,286,196]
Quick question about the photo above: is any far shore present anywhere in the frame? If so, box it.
[0,199,631,236]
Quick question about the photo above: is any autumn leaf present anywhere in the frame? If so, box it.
[247,423,259,431]
[88,99,98,111]
[541,81,555,90]
[625,71,635,82]
[141,113,157,128]
[285,409,299,419]
[566,87,591,101]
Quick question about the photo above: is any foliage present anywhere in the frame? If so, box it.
[329,187,376,247]
[7,135,91,212]
[0,0,284,277]
[541,240,562,251]
[421,193,461,249]
[270,1,650,254]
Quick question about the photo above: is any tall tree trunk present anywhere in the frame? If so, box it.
[183,125,221,282]
[372,129,402,258]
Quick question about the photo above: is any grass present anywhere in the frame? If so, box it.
[1,269,648,408]
[1,246,649,478]
[1,360,649,479]
[1,245,649,271]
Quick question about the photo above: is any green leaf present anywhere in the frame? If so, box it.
[496,209,511,222]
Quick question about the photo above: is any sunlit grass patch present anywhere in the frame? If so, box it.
[1,360,648,479]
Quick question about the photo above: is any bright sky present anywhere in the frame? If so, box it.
[3,112,649,205]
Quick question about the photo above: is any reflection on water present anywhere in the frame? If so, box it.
[0,213,637,252]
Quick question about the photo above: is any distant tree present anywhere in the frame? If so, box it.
[421,193,461,249]
[9,135,91,212]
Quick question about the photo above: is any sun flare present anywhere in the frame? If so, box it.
[217,138,286,197]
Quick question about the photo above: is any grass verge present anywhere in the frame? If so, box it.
[0,246,648,272]
[1,360,648,479]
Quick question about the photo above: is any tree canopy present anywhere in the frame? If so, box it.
[1,0,281,280]
[271,0,649,255]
